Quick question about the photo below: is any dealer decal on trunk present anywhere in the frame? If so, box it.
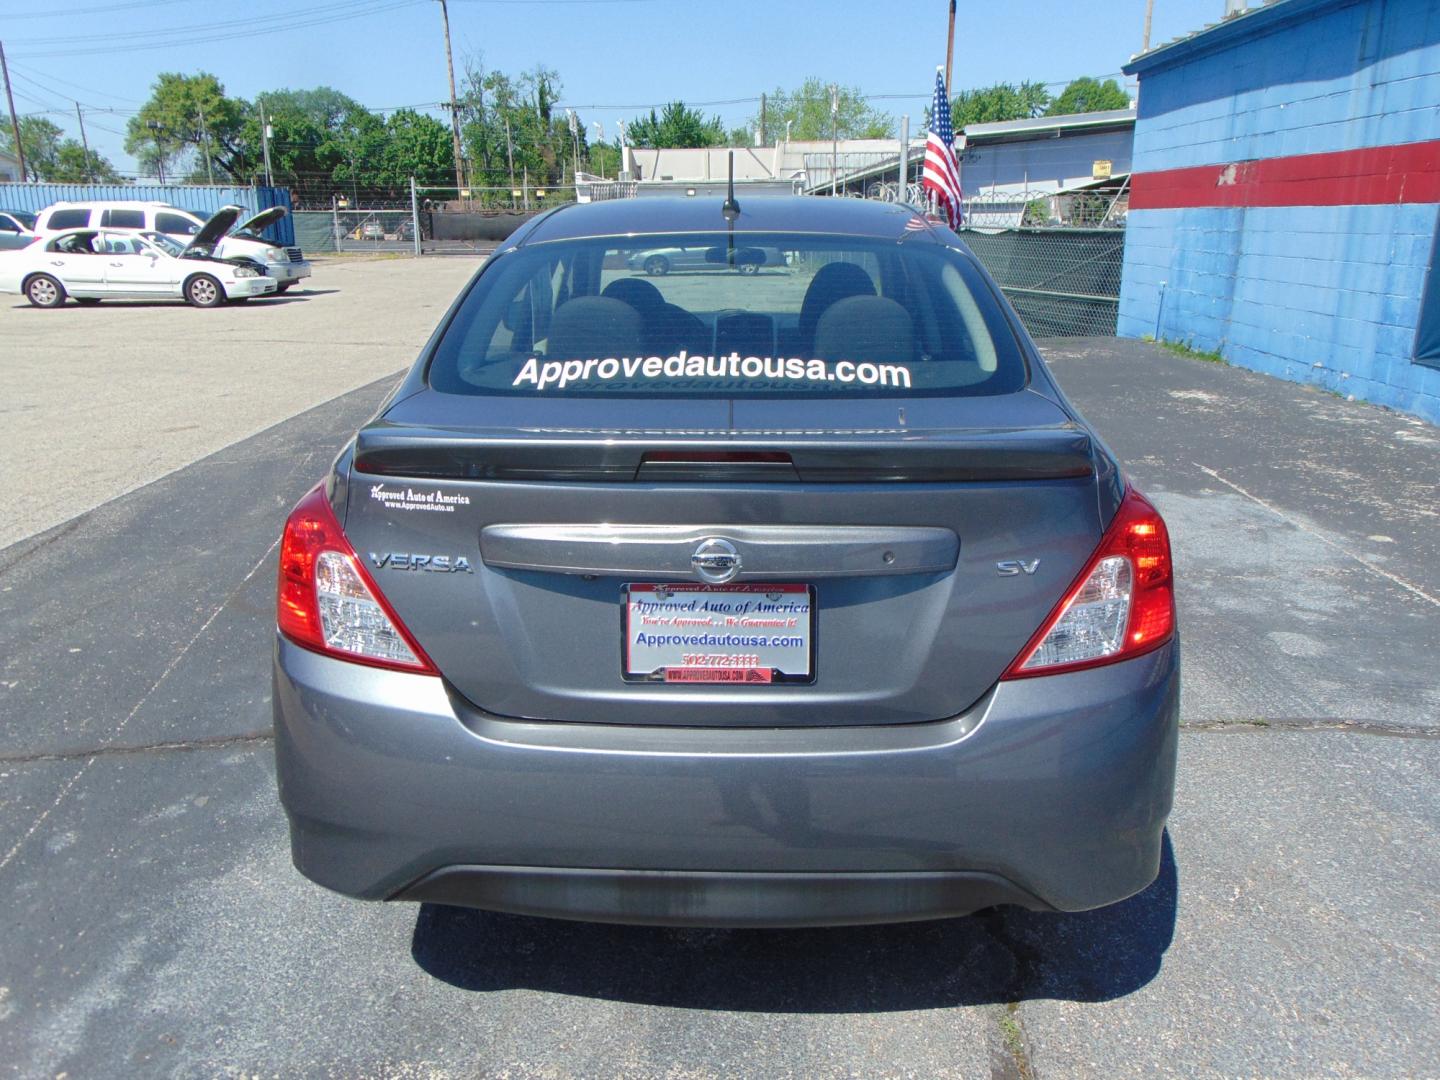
[368,483,472,514]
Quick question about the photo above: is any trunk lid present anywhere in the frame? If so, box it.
[341,390,1106,727]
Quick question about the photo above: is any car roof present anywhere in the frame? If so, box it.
[511,196,949,247]
[47,200,175,208]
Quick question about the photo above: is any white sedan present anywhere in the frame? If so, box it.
[0,208,277,308]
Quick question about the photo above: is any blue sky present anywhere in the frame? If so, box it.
[1,0,1223,175]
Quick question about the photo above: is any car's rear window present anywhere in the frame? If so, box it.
[47,209,92,230]
[427,232,1026,398]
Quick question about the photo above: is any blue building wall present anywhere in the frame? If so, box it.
[1119,0,1440,423]
[0,182,296,246]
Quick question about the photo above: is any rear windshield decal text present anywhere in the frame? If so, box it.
[512,352,912,392]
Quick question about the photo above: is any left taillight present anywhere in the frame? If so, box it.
[1002,486,1175,679]
[277,484,437,674]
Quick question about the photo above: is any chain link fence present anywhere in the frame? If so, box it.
[958,228,1124,338]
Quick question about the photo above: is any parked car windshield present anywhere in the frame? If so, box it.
[10,211,37,230]
[141,232,185,257]
[427,232,1026,399]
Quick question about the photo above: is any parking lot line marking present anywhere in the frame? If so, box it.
[0,538,281,876]
[1194,463,1440,608]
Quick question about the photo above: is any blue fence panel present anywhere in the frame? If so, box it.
[0,183,295,246]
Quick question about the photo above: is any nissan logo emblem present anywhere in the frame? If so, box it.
[691,538,741,584]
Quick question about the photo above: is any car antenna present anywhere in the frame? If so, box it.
[722,150,739,269]
[721,151,740,221]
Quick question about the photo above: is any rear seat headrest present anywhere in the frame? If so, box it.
[547,296,643,360]
[813,295,915,366]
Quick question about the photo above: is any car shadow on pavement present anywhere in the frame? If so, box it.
[409,833,1177,1009]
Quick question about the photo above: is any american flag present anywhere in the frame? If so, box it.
[922,69,963,228]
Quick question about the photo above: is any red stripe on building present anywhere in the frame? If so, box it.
[1129,139,1440,210]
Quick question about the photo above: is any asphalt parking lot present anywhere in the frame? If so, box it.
[1,262,1437,1078]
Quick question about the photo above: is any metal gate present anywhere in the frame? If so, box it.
[956,228,1124,338]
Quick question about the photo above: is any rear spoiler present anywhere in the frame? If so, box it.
[352,423,1095,483]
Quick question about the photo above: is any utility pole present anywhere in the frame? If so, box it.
[1,41,26,182]
[829,84,839,196]
[945,0,957,98]
[435,0,466,196]
[74,101,92,182]
[197,104,215,184]
[759,92,767,146]
[566,108,579,185]
[260,102,274,187]
[897,114,910,204]
[504,115,516,208]
[147,119,166,184]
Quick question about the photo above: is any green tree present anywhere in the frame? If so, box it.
[755,79,892,141]
[125,72,247,182]
[1,115,63,180]
[1047,77,1130,116]
[50,141,122,183]
[239,87,387,194]
[459,62,579,197]
[949,82,1051,127]
[626,101,727,148]
[379,108,454,187]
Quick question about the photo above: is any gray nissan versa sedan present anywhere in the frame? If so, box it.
[273,195,1178,927]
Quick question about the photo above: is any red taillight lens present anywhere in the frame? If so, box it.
[277,484,437,674]
[1002,487,1175,679]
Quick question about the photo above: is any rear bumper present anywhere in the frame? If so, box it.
[274,637,1179,926]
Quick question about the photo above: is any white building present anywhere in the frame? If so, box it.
[0,147,21,183]
[577,139,924,202]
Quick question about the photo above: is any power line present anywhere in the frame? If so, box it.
[8,0,412,46]
[9,0,422,58]
[8,60,145,104]
[1,0,198,20]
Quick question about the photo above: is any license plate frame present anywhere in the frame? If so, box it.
[621,583,816,684]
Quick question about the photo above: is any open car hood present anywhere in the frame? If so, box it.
[185,205,243,256]
[232,206,286,236]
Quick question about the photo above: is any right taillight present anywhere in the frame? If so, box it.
[1002,487,1174,679]
[277,484,437,674]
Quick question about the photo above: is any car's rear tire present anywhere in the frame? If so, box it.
[184,274,225,308]
[739,263,760,275]
[643,255,669,276]
[25,274,65,308]
[74,297,102,305]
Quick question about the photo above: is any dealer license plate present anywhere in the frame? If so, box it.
[622,584,815,684]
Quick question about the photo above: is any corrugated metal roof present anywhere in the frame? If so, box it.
[962,109,1136,142]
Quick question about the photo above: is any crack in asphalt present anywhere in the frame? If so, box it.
[0,535,282,876]
[975,909,1041,1080]
[1181,718,1440,739]
[1194,462,1440,607]
[0,731,274,766]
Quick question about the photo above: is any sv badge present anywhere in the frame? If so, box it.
[996,559,1040,577]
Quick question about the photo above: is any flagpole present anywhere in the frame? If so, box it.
[945,1,957,97]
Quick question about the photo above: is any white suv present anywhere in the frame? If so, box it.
[33,202,312,291]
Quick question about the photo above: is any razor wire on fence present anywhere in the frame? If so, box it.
[960,183,1129,229]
